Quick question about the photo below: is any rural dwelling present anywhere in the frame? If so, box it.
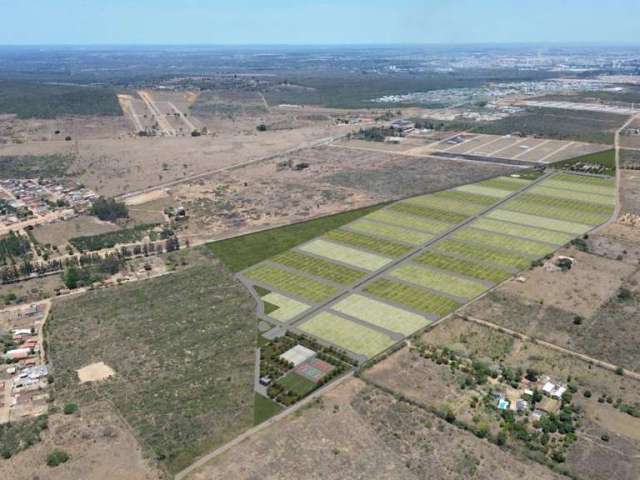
[542,380,567,399]
[4,348,32,361]
[390,119,416,133]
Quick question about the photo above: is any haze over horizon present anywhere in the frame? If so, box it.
[1,0,639,46]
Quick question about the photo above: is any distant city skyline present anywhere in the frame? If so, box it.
[1,0,639,46]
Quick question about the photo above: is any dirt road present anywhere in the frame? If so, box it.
[137,90,176,136]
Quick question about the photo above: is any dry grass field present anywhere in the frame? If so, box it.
[32,216,121,249]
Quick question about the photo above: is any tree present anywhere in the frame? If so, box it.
[47,449,70,467]
[63,266,80,289]
[90,197,128,222]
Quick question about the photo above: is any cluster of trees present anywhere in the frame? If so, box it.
[352,127,395,142]
[0,231,31,265]
[69,223,159,252]
[90,197,129,222]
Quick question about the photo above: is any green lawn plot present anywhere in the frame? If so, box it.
[323,229,412,258]
[478,176,531,192]
[277,372,317,396]
[486,209,591,235]
[539,178,615,198]
[389,263,487,300]
[432,189,500,207]
[366,208,451,234]
[528,185,615,206]
[271,250,366,285]
[298,311,396,358]
[364,277,461,318]
[454,184,513,198]
[453,228,555,258]
[299,238,392,271]
[254,393,284,425]
[331,293,431,336]
[432,239,532,270]
[208,203,384,272]
[414,251,512,284]
[346,219,434,246]
[502,195,613,225]
[244,264,338,303]
[388,202,467,224]
[403,195,487,216]
[473,217,574,245]
[261,292,310,322]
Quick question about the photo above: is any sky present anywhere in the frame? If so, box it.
[1,0,639,45]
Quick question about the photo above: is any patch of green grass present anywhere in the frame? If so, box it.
[474,217,574,244]
[433,239,531,270]
[46,249,256,474]
[254,393,283,425]
[414,251,511,284]
[389,263,487,299]
[244,264,338,303]
[299,238,392,271]
[364,277,461,318]
[366,208,451,234]
[271,250,366,285]
[346,219,433,246]
[208,203,385,272]
[278,372,317,396]
[453,228,554,257]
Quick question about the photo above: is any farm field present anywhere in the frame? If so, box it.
[414,251,512,283]
[323,229,412,257]
[388,201,467,224]
[432,238,531,270]
[366,209,451,234]
[346,218,434,245]
[298,238,392,271]
[473,217,574,244]
[298,311,396,358]
[388,263,487,300]
[454,183,513,198]
[261,292,310,322]
[453,227,554,257]
[529,185,615,205]
[271,250,366,285]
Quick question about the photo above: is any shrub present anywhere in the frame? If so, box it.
[583,390,592,398]
[573,315,583,325]
[601,433,610,442]
[615,367,624,376]
[90,197,128,222]
[63,402,78,415]
[47,449,70,467]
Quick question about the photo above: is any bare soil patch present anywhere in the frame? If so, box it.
[77,362,115,383]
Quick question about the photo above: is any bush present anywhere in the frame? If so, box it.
[47,449,70,467]
[615,367,624,376]
[63,402,78,415]
[90,197,128,222]
[601,433,610,442]
[573,315,583,325]
[583,390,592,398]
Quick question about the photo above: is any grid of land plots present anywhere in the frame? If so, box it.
[240,172,615,362]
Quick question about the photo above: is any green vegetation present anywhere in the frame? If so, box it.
[0,154,71,179]
[46,249,256,474]
[365,277,461,317]
[0,81,122,118]
[390,263,487,299]
[367,209,451,234]
[433,189,498,206]
[271,250,366,285]
[406,195,486,216]
[69,223,158,251]
[254,393,283,425]
[46,449,70,467]
[551,149,616,175]
[389,202,466,224]
[0,415,48,459]
[474,217,574,245]
[208,203,384,272]
[90,197,129,222]
[244,264,338,303]
[453,228,553,257]
[504,193,612,225]
[323,229,412,257]
[346,219,433,246]
[63,402,79,415]
[278,372,317,396]
[414,251,511,284]
[0,231,31,266]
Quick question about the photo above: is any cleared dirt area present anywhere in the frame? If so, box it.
[463,244,640,370]
[0,402,160,480]
[77,362,116,383]
[0,274,65,304]
[33,215,120,249]
[154,145,514,243]
[188,378,563,480]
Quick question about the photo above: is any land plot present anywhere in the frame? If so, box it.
[364,277,461,318]
[272,250,366,285]
[473,218,573,245]
[432,189,499,207]
[366,208,451,234]
[299,238,392,271]
[323,229,412,257]
[495,138,549,159]
[454,183,512,198]
[346,218,434,246]
[389,263,487,300]
[298,311,396,358]
[541,178,615,198]
[414,251,511,284]
[331,293,431,336]
[513,139,569,162]
[487,209,596,235]
[621,170,640,214]
[478,176,530,192]
[543,141,613,164]
[555,173,615,187]
[441,134,502,154]
[46,250,257,474]
[453,228,554,257]
[432,239,532,270]
[530,185,615,206]
[388,202,466,224]
[261,292,310,322]
[278,372,317,396]
[468,136,523,156]
[32,216,120,249]
[503,201,613,225]
[244,263,338,303]
[404,195,486,216]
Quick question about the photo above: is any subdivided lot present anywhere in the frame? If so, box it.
[432,238,532,270]
[271,250,366,285]
[345,218,433,246]
[298,311,396,358]
[388,202,467,225]
[187,378,565,480]
[485,210,589,236]
[364,277,461,318]
[330,293,431,336]
[365,208,451,234]
[414,251,512,283]
[473,217,574,244]
[530,185,615,206]
[298,238,392,271]
[245,263,339,304]
[32,215,120,249]
[69,223,158,252]
[45,249,257,474]
[323,229,412,257]
[388,263,487,300]
[261,291,310,322]
[502,193,612,225]
[453,228,554,257]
